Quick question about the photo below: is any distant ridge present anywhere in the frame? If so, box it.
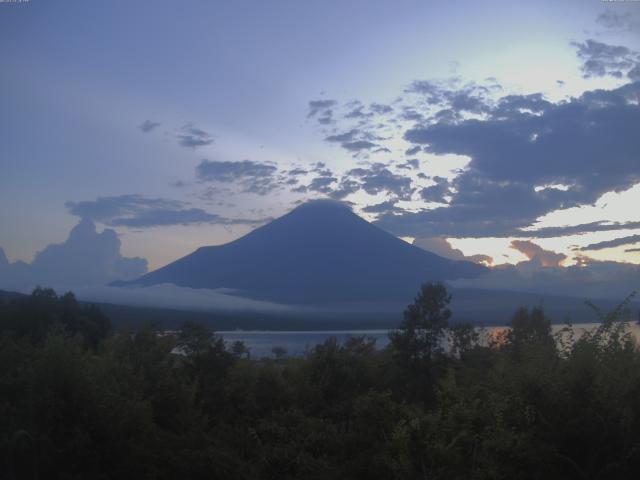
[115,200,487,305]
[0,289,26,303]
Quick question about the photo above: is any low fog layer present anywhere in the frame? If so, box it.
[72,284,296,313]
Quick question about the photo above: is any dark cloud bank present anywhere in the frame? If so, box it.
[378,80,640,238]
[296,39,640,247]
[66,194,261,228]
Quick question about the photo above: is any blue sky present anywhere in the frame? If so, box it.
[2,0,640,279]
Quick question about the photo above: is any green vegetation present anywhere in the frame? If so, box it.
[1,285,640,479]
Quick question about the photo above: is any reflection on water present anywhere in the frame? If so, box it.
[219,322,640,358]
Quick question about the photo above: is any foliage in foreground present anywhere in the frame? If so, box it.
[1,285,640,479]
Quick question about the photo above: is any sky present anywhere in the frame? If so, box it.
[1,0,640,298]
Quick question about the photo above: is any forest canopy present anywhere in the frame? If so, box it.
[1,285,640,479]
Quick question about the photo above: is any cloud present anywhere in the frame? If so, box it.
[307,175,338,195]
[405,146,421,156]
[74,284,296,314]
[399,107,425,122]
[169,179,189,188]
[521,220,640,239]
[177,123,213,148]
[453,255,640,301]
[370,103,393,115]
[342,140,378,152]
[287,167,308,176]
[291,164,344,197]
[579,234,640,251]
[572,39,640,79]
[66,194,259,228]
[308,99,337,117]
[373,147,391,154]
[378,80,640,238]
[493,93,552,117]
[196,159,279,195]
[139,119,161,132]
[420,177,450,203]
[397,158,420,170]
[404,83,640,195]
[305,42,640,241]
[324,128,383,155]
[109,208,242,228]
[344,106,367,119]
[340,101,393,120]
[290,161,415,202]
[361,200,404,215]
[196,159,277,182]
[405,78,495,114]
[307,99,337,125]
[510,240,566,267]
[67,195,182,221]
[325,130,358,143]
[327,178,361,200]
[405,79,452,102]
[597,10,640,34]
[413,237,492,265]
[317,112,334,125]
[0,219,148,291]
[377,177,562,238]
[347,162,414,200]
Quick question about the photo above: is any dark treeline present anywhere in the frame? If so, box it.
[1,285,640,479]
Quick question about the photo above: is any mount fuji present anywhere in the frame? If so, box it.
[114,200,486,307]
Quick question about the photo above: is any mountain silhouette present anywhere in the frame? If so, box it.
[114,200,487,305]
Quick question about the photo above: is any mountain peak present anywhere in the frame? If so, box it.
[117,202,487,305]
[291,199,353,213]
[281,200,356,227]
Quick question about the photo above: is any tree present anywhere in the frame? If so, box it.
[389,282,452,370]
[177,321,237,414]
[0,287,110,347]
[507,306,552,350]
[230,340,250,359]
[450,322,479,358]
[271,345,287,359]
[177,320,214,356]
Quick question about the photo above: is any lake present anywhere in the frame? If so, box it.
[218,322,640,358]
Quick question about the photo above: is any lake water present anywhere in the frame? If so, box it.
[219,329,391,357]
[218,322,640,358]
